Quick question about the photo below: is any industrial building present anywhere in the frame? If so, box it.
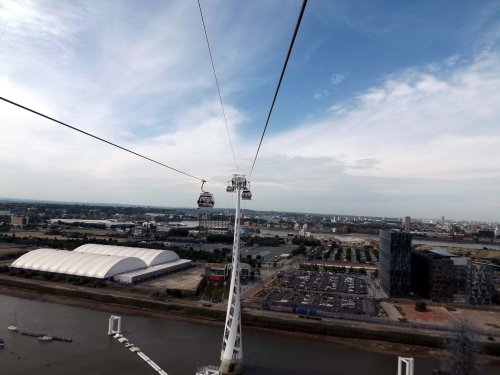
[49,219,135,228]
[11,244,191,284]
[379,229,412,297]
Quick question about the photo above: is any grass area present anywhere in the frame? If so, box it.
[255,288,272,298]
[199,282,230,303]
[6,231,66,240]
[266,278,282,288]
[63,228,117,236]
[8,229,117,239]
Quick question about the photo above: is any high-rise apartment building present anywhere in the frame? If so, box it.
[466,262,493,305]
[404,216,411,233]
[379,230,412,297]
[411,249,456,302]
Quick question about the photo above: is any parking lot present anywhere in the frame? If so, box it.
[263,270,377,317]
[282,270,368,294]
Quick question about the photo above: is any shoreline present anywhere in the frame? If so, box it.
[1,283,499,366]
[0,285,434,358]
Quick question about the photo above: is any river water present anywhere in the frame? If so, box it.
[260,229,500,251]
[0,294,497,375]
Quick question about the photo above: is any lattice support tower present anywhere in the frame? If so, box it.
[219,174,246,375]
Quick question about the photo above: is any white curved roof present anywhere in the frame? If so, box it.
[11,249,147,279]
[74,244,179,266]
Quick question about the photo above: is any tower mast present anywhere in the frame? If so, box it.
[219,174,246,375]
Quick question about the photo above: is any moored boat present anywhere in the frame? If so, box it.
[7,325,18,332]
[37,335,54,342]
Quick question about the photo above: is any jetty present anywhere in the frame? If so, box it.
[18,330,72,342]
[108,315,168,375]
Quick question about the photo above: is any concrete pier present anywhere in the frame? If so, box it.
[109,315,168,375]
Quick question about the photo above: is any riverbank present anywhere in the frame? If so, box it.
[1,275,499,361]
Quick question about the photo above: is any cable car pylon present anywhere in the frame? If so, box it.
[219,174,248,375]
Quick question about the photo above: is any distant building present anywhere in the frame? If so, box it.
[465,224,480,234]
[205,263,229,281]
[49,219,135,228]
[11,216,28,228]
[466,262,493,305]
[198,213,233,235]
[379,230,412,297]
[205,263,252,282]
[404,216,411,233]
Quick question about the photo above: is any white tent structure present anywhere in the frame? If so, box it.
[74,244,179,267]
[11,244,191,281]
[11,248,147,279]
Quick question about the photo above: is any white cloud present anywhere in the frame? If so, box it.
[1,1,500,220]
[313,89,330,100]
[248,51,500,219]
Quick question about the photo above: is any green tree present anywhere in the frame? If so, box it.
[441,318,481,375]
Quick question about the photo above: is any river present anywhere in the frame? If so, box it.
[259,229,500,251]
[1,294,499,374]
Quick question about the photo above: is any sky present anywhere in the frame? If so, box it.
[1,0,500,221]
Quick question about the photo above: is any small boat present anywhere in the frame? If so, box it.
[0,338,5,348]
[8,312,18,331]
[7,325,18,332]
[37,335,54,342]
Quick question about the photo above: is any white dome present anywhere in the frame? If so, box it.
[11,249,147,279]
[74,244,180,266]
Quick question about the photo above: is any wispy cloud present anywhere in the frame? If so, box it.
[269,51,500,179]
[330,73,346,85]
[251,51,500,219]
[313,89,330,100]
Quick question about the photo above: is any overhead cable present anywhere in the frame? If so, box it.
[197,0,240,174]
[0,96,207,182]
[248,0,308,179]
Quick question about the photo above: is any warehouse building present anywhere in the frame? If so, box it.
[11,244,191,284]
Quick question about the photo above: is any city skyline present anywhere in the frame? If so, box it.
[1,1,500,221]
[2,196,497,225]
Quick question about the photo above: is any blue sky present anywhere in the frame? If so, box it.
[1,0,500,221]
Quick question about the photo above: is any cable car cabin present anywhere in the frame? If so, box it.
[241,188,252,200]
[198,192,215,208]
[226,185,235,193]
